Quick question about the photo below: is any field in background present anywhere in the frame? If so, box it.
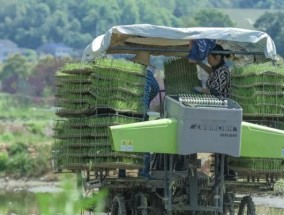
[0,93,55,178]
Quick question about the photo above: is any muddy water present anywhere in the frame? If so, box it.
[253,195,284,215]
[1,190,284,215]
[0,176,283,215]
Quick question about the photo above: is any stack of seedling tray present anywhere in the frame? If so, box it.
[52,60,146,172]
[164,57,199,94]
[228,157,284,178]
[231,63,284,123]
[229,63,284,178]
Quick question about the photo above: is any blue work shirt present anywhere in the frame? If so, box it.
[144,67,160,109]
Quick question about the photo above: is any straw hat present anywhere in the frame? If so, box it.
[130,51,151,66]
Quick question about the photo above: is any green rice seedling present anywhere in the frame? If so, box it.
[89,126,109,137]
[86,114,142,127]
[54,127,93,139]
[58,62,93,74]
[93,66,146,80]
[164,57,199,94]
[53,59,154,171]
[88,96,145,113]
[232,63,284,117]
[90,86,144,98]
[94,58,146,75]
[53,119,68,130]
[54,138,106,147]
[229,157,284,173]
[91,73,145,90]
[88,144,112,157]
[55,103,94,116]
[56,83,91,94]
[67,118,90,128]
[55,71,92,84]
[232,63,284,87]
[56,94,93,106]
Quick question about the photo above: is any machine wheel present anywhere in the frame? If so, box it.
[132,193,148,215]
[237,196,256,215]
[111,194,127,215]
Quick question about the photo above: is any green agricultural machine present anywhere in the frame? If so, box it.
[51,24,284,215]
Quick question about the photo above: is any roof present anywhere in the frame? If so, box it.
[82,24,278,64]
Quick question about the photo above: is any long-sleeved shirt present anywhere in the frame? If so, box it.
[144,68,160,109]
[206,60,231,98]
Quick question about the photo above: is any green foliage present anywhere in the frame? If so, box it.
[8,142,28,156]
[193,9,236,27]
[0,0,280,58]
[36,175,108,215]
[7,152,33,177]
[0,92,54,177]
[0,152,8,170]
[0,56,69,98]
[0,55,33,94]
[237,0,284,9]
[0,0,255,50]
[1,142,51,177]
[254,11,284,57]
[0,132,13,142]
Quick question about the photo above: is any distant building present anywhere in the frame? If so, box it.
[0,40,20,63]
[37,43,73,58]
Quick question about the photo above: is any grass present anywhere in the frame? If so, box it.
[0,92,55,178]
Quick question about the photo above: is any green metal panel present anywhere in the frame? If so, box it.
[240,121,284,158]
[110,119,284,158]
[110,118,177,154]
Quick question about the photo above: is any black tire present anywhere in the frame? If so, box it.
[111,194,127,215]
[132,193,148,215]
[238,196,256,215]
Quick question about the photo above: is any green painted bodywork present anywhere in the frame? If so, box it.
[240,121,284,158]
[110,119,284,158]
[110,118,177,154]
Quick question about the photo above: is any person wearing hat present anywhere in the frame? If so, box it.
[118,51,160,179]
[192,44,231,98]
[190,44,237,180]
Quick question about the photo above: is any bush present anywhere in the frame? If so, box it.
[0,152,8,171]
[1,132,13,142]
[8,142,28,156]
[7,152,33,177]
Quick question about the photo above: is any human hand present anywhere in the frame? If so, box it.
[192,86,203,94]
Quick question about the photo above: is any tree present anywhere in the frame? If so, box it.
[238,0,279,9]
[118,0,140,24]
[193,9,236,27]
[0,55,33,94]
[254,12,284,57]
[29,57,70,97]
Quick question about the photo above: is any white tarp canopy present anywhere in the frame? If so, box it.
[82,24,278,64]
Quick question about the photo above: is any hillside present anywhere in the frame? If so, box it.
[217,8,284,29]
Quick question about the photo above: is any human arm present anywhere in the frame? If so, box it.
[196,61,212,75]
